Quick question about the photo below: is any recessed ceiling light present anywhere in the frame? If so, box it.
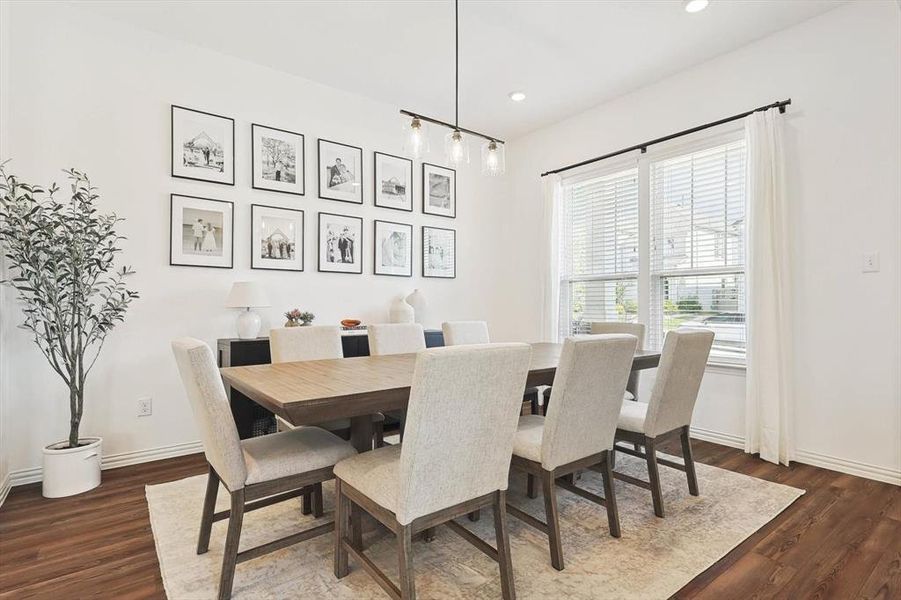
[683,0,709,13]
[508,91,526,102]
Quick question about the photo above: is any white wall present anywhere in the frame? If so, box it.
[0,0,12,503]
[1,2,509,479]
[502,1,901,483]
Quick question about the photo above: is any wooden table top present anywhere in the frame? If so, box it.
[220,342,661,425]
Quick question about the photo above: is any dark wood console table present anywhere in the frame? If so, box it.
[217,329,445,438]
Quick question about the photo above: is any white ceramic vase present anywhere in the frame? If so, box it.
[405,289,427,325]
[389,295,414,323]
[42,437,102,498]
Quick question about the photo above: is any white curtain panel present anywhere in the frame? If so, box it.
[744,110,794,466]
[538,174,562,342]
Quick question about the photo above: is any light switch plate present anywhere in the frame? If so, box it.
[137,397,152,417]
[862,251,880,273]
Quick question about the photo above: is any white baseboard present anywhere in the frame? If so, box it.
[690,426,745,449]
[689,427,900,486]
[0,472,11,508]
[7,440,203,489]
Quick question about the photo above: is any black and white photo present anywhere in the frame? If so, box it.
[171,105,235,185]
[318,139,363,204]
[422,225,455,278]
[373,220,413,277]
[170,194,233,268]
[422,162,456,218]
[251,204,304,271]
[374,152,413,211]
[318,212,363,273]
[252,124,304,195]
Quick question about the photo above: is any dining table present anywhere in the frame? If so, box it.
[220,342,662,453]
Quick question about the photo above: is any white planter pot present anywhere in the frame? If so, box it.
[42,437,102,498]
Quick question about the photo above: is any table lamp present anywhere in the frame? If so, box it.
[225,281,270,339]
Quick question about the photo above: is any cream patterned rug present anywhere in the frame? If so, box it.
[146,453,803,599]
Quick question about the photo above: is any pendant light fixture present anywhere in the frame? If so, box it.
[400,0,505,175]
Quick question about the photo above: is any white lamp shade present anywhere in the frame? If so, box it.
[225,281,270,308]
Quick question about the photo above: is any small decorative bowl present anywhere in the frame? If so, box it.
[341,319,362,328]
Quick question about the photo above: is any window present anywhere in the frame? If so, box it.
[559,166,638,336]
[557,132,747,365]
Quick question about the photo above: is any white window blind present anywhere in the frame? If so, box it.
[649,139,747,363]
[559,167,639,336]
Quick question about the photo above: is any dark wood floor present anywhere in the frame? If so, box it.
[0,438,898,599]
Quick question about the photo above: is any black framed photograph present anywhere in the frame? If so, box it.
[318,212,363,274]
[251,204,304,272]
[422,226,455,278]
[170,194,234,268]
[374,152,413,212]
[422,162,456,218]
[373,220,413,277]
[171,105,235,185]
[252,124,304,196]
[318,139,363,204]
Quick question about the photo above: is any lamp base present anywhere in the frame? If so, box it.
[236,309,262,339]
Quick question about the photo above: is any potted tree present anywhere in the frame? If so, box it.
[0,166,137,498]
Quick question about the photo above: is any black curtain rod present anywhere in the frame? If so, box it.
[540,98,791,177]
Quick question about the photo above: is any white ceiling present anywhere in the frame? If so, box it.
[74,0,843,140]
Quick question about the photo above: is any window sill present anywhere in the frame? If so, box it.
[706,361,746,375]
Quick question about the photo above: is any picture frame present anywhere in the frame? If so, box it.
[170,194,234,268]
[373,220,413,277]
[251,124,305,196]
[374,151,413,212]
[318,139,363,204]
[422,162,456,218]
[318,212,363,274]
[251,204,304,272]
[171,105,235,185]
[422,225,456,278]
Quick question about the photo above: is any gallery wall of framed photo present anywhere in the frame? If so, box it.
[169,103,458,281]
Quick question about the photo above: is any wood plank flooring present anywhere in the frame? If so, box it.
[0,439,898,599]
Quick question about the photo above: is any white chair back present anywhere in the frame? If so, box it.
[396,344,532,525]
[270,325,343,363]
[644,329,714,437]
[368,323,425,356]
[171,338,246,491]
[542,335,637,470]
[442,320,490,345]
[590,322,646,350]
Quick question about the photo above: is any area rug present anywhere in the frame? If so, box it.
[146,453,803,599]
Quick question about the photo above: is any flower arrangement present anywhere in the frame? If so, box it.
[284,309,315,327]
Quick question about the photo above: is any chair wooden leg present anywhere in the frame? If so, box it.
[374,419,384,448]
[681,426,699,496]
[334,480,349,579]
[541,470,564,571]
[301,488,312,515]
[645,437,665,518]
[526,474,537,499]
[312,482,324,518]
[493,491,516,600]
[397,524,416,599]
[600,452,621,538]
[468,509,481,522]
[350,502,363,551]
[197,466,219,554]
[218,488,245,600]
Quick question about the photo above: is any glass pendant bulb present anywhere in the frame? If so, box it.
[444,129,470,166]
[402,116,429,159]
[481,140,505,176]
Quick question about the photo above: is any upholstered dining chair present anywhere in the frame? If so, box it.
[540,321,647,415]
[333,343,532,600]
[509,334,637,571]
[172,338,357,600]
[613,328,714,518]
[368,323,426,441]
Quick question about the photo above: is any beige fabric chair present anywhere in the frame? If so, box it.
[333,343,532,600]
[269,326,384,452]
[368,322,426,356]
[509,334,637,570]
[591,321,646,401]
[172,337,356,600]
[613,328,714,518]
[441,320,490,345]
